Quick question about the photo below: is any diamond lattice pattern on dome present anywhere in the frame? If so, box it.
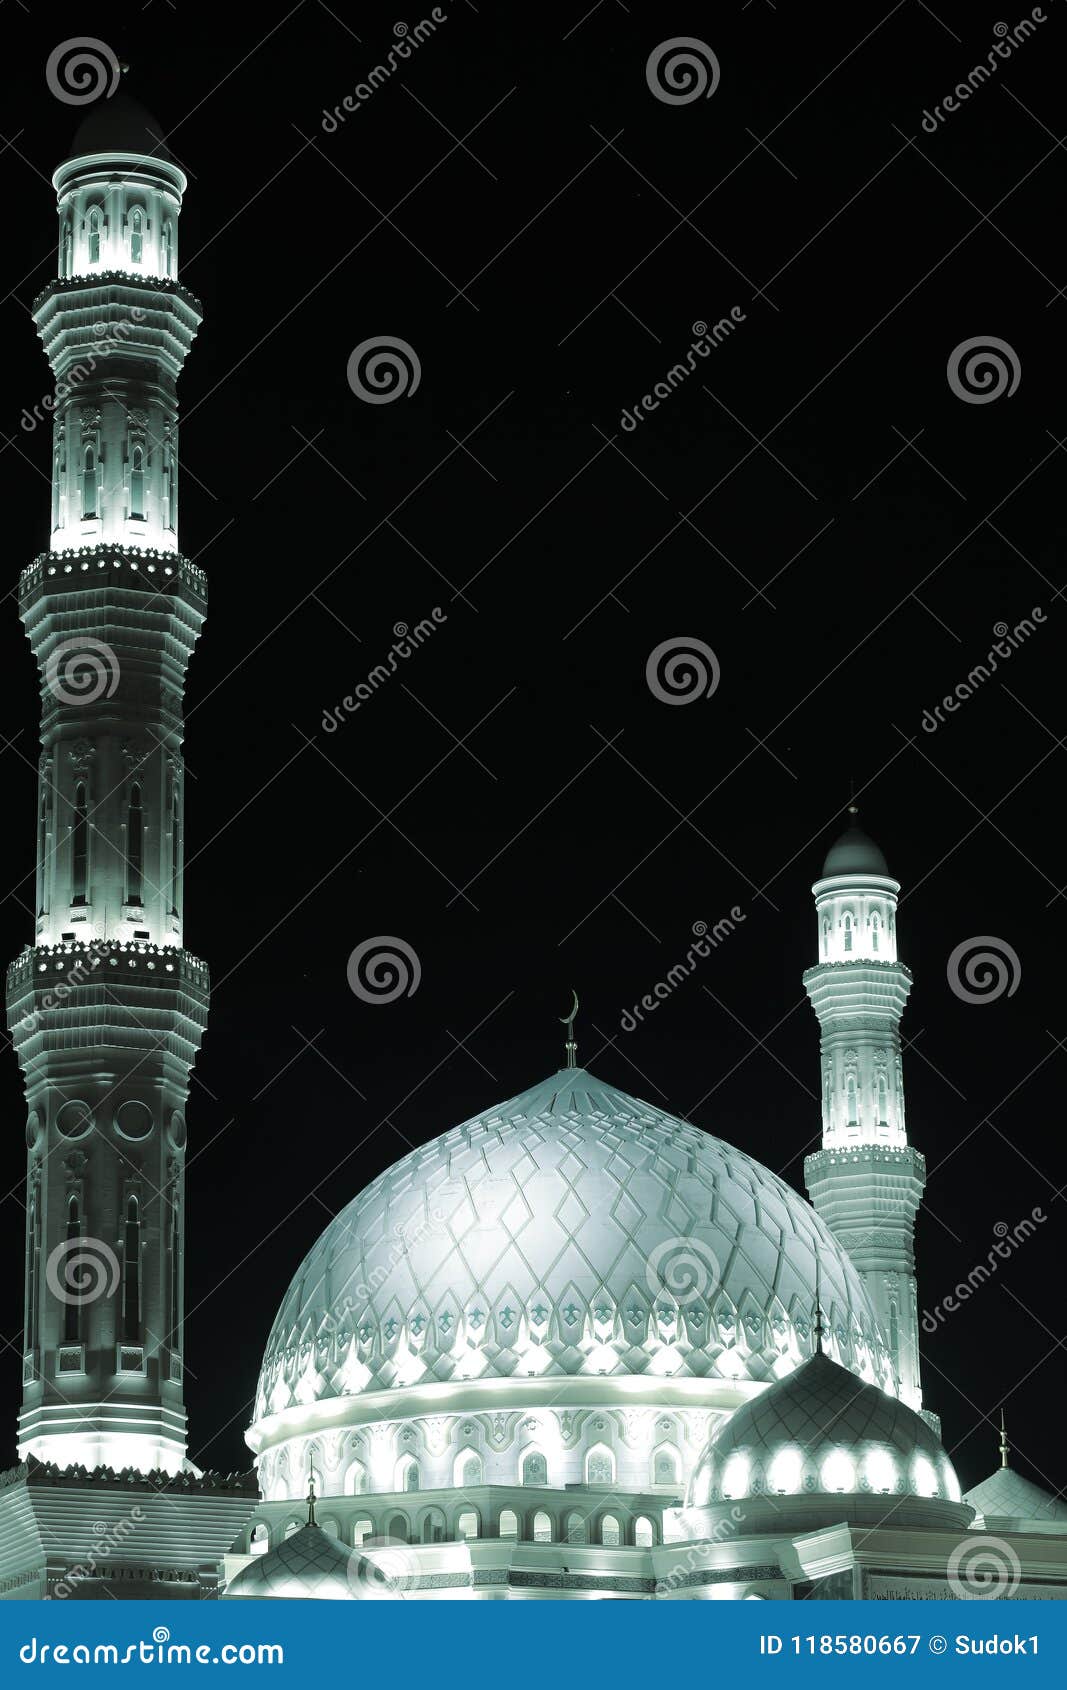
[255,1071,894,1421]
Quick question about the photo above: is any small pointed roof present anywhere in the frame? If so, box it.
[964,1466,1067,1530]
[224,1524,399,1600]
[821,806,889,878]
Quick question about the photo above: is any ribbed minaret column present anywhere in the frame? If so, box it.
[5,134,208,1475]
[802,813,926,1413]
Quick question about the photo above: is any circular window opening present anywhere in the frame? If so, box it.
[55,1100,93,1140]
[115,1100,154,1141]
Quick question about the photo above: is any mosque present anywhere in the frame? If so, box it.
[0,93,1065,1603]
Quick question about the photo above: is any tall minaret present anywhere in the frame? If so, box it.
[5,95,208,1475]
[802,810,927,1412]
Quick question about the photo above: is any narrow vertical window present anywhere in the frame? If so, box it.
[169,786,181,915]
[52,450,61,531]
[846,1074,858,1126]
[82,448,97,519]
[26,1187,41,1358]
[71,782,88,905]
[129,206,144,265]
[162,446,174,530]
[37,789,49,917]
[87,207,102,265]
[161,220,173,276]
[61,218,72,276]
[168,1194,181,1355]
[130,446,144,519]
[877,1072,889,1126]
[871,912,880,952]
[123,1195,141,1343]
[127,783,143,903]
[843,913,853,953]
[64,1195,81,1343]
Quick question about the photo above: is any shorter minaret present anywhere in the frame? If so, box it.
[802,811,927,1411]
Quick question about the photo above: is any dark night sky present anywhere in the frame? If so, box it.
[1,3,1065,1500]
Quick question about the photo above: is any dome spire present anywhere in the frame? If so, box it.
[560,989,579,1069]
[1000,1407,1011,1471]
[813,1250,826,1355]
[306,1463,318,1527]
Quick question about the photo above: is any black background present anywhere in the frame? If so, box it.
[0,1,1064,1501]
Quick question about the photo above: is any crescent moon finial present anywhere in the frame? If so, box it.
[559,990,579,1069]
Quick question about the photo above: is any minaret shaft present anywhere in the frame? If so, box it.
[5,142,206,1476]
[802,841,927,1413]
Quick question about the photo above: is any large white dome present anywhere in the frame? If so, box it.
[253,1068,894,1430]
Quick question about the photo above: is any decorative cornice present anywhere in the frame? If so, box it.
[0,1456,257,1495]
[31,271,203,317]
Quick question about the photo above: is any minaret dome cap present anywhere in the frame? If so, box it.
[67,93,174,163]
[821,808,889,878]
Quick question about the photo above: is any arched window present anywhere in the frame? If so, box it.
[843,912,853,952]
[82,447,98,519]
[319,1516,340,1539]
[129,206,144,265]
[71,782,88,904]
[454,1449,482,1488]
[52,450,61,532]
[352,1519,373,1547]
[162,443,174,530]
[532,1510,552,1543]
[122,1195,141,1342]
[822,916,830,957]
[394,1455,419,1493]
[64,1194,81,1344]
[634,1516,654,1548]
[161,220,173,276]
[61,218,72,276]
[126,784,143,904]
[130,445,145,520]
[343,1457,366,1496]
[870,911,880,952]
[585,1444,615,1485]
[456,1510,479,1541]
[387,1513,409,1543]
[565,1511,586,1544]
[652,1446,679,1486]
[248,1522,269,1555]
[600,1514,621,1547]
[421,1509,446,1544]
[521,1450,548,1486]
[283,1519,301,1539]
[87,206,102,265]
[846,1074,858,1126]
[877,1072,888,1126]
[498,1509,518,1539]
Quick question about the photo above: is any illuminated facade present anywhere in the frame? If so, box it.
[0,96,255,1601]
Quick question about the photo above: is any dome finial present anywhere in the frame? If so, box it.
[306,1461,318,1527]
[999,1407,1010,1470]
[560,989,579,1069]
[813,1249,826,1355]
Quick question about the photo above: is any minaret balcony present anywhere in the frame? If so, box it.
[19,546,207,610]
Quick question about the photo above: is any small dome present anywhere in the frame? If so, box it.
[964,1467,1067,1533]
[687,1349,969,1532]
[69,94,173,162]
[224,1523,397,1600]
[821,814,889,878]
